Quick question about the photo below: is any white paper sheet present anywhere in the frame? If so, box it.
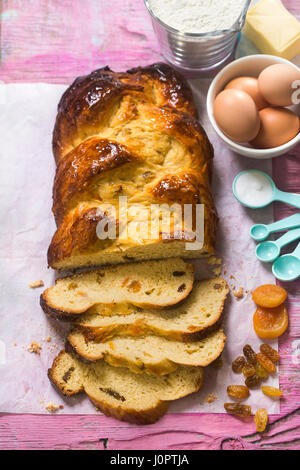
[0,83,279,415]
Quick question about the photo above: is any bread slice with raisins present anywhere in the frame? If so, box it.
[75,279,229,342]
[67,328,226,376]
[40,258,194,320]
[48,350,204,424]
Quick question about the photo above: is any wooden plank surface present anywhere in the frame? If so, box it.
[0,0,299,450]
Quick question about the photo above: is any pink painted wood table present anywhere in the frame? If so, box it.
[0,0,300,450]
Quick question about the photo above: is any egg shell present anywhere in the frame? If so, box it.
[258,64,300,107]
[251,107,300,149]
[225,76,268,110]
[213,89,260,143]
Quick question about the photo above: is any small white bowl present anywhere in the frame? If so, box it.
[207,54,300,159]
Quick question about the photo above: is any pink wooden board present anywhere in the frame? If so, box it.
[0,0,299,450]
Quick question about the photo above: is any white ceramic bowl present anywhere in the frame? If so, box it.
[207,54,300,159]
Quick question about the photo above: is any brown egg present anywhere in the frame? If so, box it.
[214,89,260,143]
[251,107,300,149]
[258,64,300,107]
[225,76,268,110]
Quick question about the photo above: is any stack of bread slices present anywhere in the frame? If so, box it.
[41,259,229,424]
[42,63,228,424]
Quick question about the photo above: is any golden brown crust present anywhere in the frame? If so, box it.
[53,137,138,225]
[53,67,143,163]
[126,63,198,118]
[47,206,117,267]
[50,63,216,269]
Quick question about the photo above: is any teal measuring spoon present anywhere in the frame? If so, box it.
[250,212,300,242]
[272,242,300,282]
[233,170,300,209]
[256,227,300,263]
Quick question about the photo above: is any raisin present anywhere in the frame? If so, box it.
[260,344,279,363]
[224,403,252,417]
[178,283,186,292]
[232,356,246,373]
[245,374,261,388]
[261,386,283,397]
[227,385,249,399]
[255,408,268,432]
[257,353,277,374]
[243,344,257,365]
[242,363,256,378]
[172,271,185,277]
[255,362,269,380]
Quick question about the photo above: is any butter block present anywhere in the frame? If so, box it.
[244,0,300,60]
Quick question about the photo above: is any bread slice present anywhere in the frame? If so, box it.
[40,258,194,320]
[67,328,226,375]
[49,350,204,424]
[75,279,229,342]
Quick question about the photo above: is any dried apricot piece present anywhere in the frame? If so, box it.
[261,386,283,398]
[224,403,252,417]
[257,353,277,373]
[242,363,256,378]
[243,344,257,365]
[255,408,268,432]
[232,356,246,373]
[245,374,261,389]
[252,284,287,308]
[260,344,279,363]
[253,305,288,339]
[227,385,249,399]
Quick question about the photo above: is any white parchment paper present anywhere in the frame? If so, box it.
[0,83,279,415]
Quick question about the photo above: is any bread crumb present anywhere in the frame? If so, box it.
[207,256,222,266]
[29,280,44,288]
[205,393,218,403]
[45,402,64,412]
[233,287,244,299]
[28,342,42,354]
[45,336,51,342]
[213,265,222,276]
[13,343,17,347]
[230,275,236,280]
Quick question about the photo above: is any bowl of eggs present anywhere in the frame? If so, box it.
[207,54,300,158]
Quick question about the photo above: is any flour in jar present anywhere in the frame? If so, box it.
[148,0,247,33]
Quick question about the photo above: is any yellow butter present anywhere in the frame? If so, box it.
[244,0,300,60]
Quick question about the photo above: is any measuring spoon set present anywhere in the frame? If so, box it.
[233,170,300,282]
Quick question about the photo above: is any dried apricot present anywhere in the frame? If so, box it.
[257,353,277,374]
[255,408,268,432]
[227,385,249,399]
[261,386,283,398]
[224,403,252,417]
[242,363,256,378]
[253,304,288,339]
[260,344,279,363]
[243,344,257,365]
[232,356,246,373]
[245,374,261,389]
[255,362,269,380]
[252,284,287,308]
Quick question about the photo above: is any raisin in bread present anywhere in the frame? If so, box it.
[49,63,217,270]
[49,350,204,424]
[67,328,226,376]
[75,279,229,342]
[40,259,194,319]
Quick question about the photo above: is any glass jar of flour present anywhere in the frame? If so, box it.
[144,0,250,74]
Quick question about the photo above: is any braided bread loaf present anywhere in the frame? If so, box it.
[49,63,217,269]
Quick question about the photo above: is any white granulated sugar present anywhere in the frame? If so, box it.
[149,0,247,33]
